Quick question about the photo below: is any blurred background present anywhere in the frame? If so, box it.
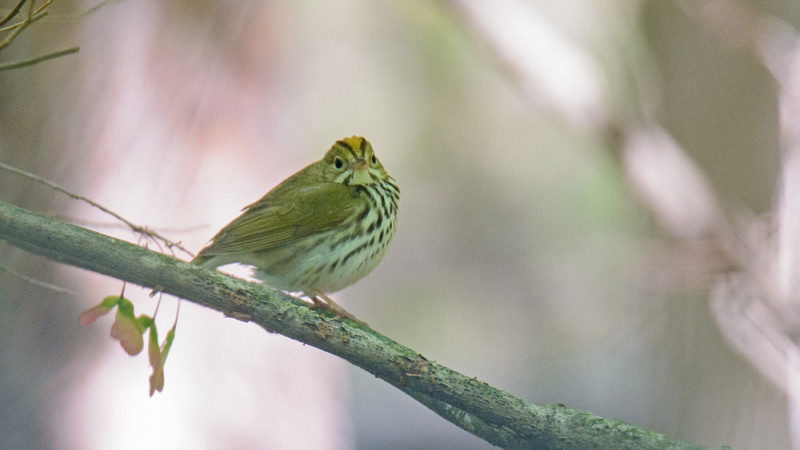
[2,0,800,448]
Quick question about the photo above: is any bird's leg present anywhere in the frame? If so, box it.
[308,292,365,324]
[309,295,327,308]
[317,293,355,319]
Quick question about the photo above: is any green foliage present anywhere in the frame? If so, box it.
[79,294,177,396]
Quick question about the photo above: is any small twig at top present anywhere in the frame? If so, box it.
[3,0,124,25]
[0,11,47,51]
[0,0,55,52]
[0,162,195,258]
[32,0,54,17]
[79,0,118,19]
[0,0,27,28]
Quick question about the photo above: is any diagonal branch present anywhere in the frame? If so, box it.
[0,45,79,71]
[0,200,716,450]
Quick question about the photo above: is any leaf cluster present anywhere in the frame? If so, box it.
[80,294,177,397]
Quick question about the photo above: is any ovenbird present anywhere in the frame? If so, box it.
[192,136,399,319]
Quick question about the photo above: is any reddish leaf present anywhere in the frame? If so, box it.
[79,304,112,326]
[78,296,121,326]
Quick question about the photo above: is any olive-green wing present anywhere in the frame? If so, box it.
[197,182,360,256]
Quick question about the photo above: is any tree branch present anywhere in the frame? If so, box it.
[0,200,717,449]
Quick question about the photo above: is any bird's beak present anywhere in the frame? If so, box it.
[350,158,372,185]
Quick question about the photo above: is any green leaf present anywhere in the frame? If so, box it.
[147,326,160,368]
[149,322,177,396]
[161,326,176,359]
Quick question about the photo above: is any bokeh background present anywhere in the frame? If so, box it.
[2,0,800,448]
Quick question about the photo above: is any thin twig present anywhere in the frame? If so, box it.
[32,0,53,17]
[0,0,115,26]
[0,46,78,71]
[0,0,27,28]
[79,0,119,19]
[0,264,75,295]
[0,0,55,55]
[0,11,47,51]
[0,162,195,258]
[57,217,208,234]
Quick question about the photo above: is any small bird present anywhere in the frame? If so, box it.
[192,136,399,319]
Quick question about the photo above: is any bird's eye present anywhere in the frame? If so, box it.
[334,156,343,169]
[371,155,377,165]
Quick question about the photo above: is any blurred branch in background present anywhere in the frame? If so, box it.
[446,0,800,447]
[639,2,800,445]
[0,199,718,450]
[441,0,609,130]
[673,0,800,445]
[0,263,75,295]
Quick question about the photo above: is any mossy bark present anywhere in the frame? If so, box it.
[0,200,722,449]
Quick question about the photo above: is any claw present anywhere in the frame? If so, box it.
[308,293,367,326]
